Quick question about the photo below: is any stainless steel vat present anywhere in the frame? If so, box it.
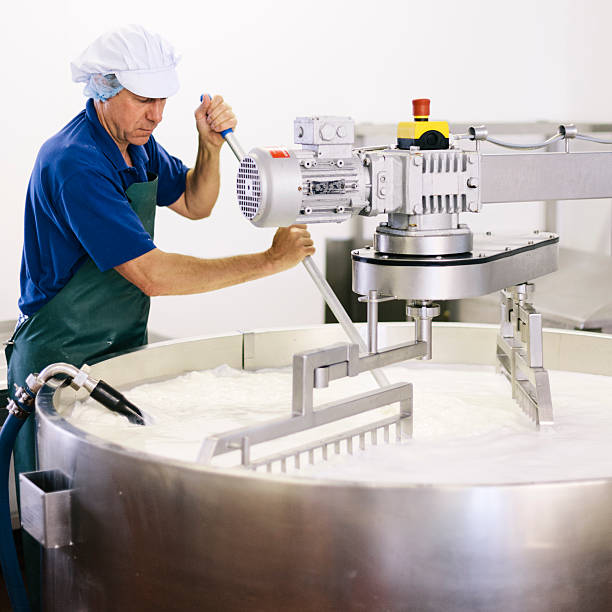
[33,323,612,611]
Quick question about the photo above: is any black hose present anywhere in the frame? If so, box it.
[89,381,145,425]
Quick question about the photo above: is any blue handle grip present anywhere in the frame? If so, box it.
[200,93,234,137]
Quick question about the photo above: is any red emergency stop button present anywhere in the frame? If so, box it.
[413,98,430,119]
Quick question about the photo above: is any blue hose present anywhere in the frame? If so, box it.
[0,411,32,611]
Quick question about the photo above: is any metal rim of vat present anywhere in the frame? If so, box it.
[33,322,612,490]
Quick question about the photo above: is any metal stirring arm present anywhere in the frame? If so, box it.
[496,284,553,427]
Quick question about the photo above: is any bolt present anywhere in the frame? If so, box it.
[379,187,387,196]
[527,240,534,245]
[320,123,335,141]
[533,229,540,234]
[380,174,387,183]
[336,126,347,138]
[336,159,344,168]
[298,186,302,191]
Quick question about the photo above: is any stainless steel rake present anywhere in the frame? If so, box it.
[197,341,426,471]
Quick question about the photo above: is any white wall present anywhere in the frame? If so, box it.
[1,0,611,338]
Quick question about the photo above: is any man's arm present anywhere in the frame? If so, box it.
[168,95,236,220]
[115,225,314,296]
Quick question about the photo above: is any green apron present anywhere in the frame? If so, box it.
[5,174,158,610]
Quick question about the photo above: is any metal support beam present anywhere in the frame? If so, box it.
[481,152,612,204]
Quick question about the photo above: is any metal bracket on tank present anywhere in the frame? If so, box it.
[197,340,426,471]
[20,469,74,548]
[496,284,553,427]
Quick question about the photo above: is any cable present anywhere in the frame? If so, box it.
[575,133,612,145]
[458,126,612,150]
[484,134,564,150]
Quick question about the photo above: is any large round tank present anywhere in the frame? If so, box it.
[33,323,612,611]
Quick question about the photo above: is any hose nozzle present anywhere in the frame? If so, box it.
[89,380,145,425]
[24,363,145,425]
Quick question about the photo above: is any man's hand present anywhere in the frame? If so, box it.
[195,94,237,149]
[266,225,316,272]
[168,94,237,220]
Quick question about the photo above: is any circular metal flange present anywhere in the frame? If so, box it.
[375,225,473,256]
[352,233,559,300]
[406,302,441,320]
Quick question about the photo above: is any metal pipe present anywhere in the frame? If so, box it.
[406,301,440,361]
[31,363,97,393]
[224,132,246,161]
[414,317,432,360]
[367,290,378,353]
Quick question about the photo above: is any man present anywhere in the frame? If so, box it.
[5,25,313,608]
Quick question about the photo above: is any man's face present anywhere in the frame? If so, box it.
[99,89,167,147]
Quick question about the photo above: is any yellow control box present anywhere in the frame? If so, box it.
[397,120,449,150]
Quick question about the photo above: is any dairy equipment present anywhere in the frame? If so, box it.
[19,323,612,611]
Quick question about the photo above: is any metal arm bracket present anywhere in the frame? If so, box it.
[496,284,553,427]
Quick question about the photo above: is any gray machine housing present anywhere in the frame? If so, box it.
[237,116,481,231]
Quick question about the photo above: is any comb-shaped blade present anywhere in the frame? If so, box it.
[250,415,404,473]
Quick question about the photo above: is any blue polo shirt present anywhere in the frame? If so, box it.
[18,98,189,316]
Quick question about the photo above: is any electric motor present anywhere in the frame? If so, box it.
[236,117,368,227]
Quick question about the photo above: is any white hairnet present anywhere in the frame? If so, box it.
[71,25,180,99]
[83,73,124,101]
